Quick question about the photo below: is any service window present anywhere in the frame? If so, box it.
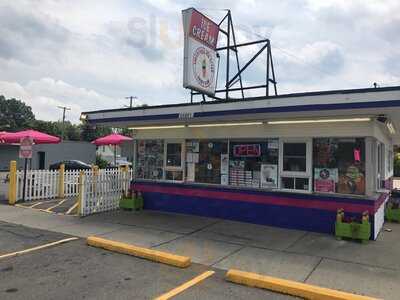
[165,141,184,181]
[313,138,365,195]
[282,143,307,172]
[166,143,182,168]
[279,139,311,192]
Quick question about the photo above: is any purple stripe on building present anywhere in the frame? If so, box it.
[132,180,386,239]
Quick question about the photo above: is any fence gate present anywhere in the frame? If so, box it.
[79,169,130,216]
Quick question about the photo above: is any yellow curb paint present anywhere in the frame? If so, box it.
[226,269,380,300]
[66,202,79,215]
[14,204,30,209]
[154,270,215,300]
[87,236,191,268]
[0,237,79,260]
[45,198,68,212]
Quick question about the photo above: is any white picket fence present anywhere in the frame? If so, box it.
[15,168,133,203]
[79,169,131,216]
[16,170,60,201]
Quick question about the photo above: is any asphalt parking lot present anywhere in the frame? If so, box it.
[0,221,296,300]
[15,197,78,215]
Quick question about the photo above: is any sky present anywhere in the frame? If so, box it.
[0,0,399,123]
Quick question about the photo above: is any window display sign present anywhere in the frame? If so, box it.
[220,154,229,174]
[260,164,278,188]
[233,144,261,157]
[314,168,338,193]
[182,8,219,96]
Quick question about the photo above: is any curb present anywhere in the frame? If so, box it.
[226,269,380,300]
[87,236,191,268]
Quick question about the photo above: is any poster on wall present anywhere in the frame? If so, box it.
[187,163,195,181]
[220,154,229,174]
[338,165,365,195]
[182,8,219,96]
[221,174,229,185]
[260,164,278,188]
[314,168,338,193]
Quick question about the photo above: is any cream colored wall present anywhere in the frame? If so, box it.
[133,121,374,140]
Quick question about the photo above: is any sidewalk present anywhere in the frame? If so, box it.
[1,204,399,299]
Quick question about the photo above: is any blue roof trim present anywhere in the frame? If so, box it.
[89,99,400,123]
[194,99,400,118]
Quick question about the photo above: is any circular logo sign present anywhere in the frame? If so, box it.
[319,168,330,179]
[192,46,215,89]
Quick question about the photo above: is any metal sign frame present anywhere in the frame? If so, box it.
[190,9,278,102]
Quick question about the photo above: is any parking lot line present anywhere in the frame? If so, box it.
[154,270,215,300]
[45,198,68,212]
[0,237,79,260]
[29,201,43,208]
[66,201,78,215]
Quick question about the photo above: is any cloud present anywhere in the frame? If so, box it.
[0,78,115,122]
[0,0,399,122]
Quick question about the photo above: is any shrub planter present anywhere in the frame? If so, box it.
[385,201,400,222]
[335,209,371,243]
[119,191,144,211]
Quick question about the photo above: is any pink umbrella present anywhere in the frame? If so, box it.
[0,131,8,143]
[92,133,133,165]
[0,129,61,144]
[1,129,61,202]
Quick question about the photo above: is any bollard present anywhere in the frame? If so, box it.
[58,163,65,198]
[77,170,85,216]
[8,161,17,205]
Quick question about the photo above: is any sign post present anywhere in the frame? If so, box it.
[19,137,33,202]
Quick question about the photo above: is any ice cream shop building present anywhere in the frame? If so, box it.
[82,9,399,240]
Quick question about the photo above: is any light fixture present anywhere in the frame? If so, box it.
[267,118,371,125]
[128,125,186,130]
[386,122,396,134]
[188,122,263,128]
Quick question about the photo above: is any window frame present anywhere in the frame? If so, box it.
[164,140,185,181]
[279,138,312,192]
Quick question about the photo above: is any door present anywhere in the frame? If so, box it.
[38,151,46,170]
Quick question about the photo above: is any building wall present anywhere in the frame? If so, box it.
[32,141,96,169]
[0,145,21,170]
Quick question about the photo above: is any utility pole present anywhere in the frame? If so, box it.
[125,96,137,108]
[57,106,71,140]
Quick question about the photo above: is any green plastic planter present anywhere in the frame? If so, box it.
[385,206,400,222]
[335,220,371,243]
[119,195,144,211]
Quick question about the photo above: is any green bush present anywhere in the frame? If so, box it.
[95,155,109,169]
[395,152,400,177]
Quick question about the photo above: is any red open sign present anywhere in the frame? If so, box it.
[233,144,261,157]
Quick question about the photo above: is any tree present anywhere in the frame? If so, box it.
[395,151,400,177]
[79,122,112,142]
[0,95,35,131]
